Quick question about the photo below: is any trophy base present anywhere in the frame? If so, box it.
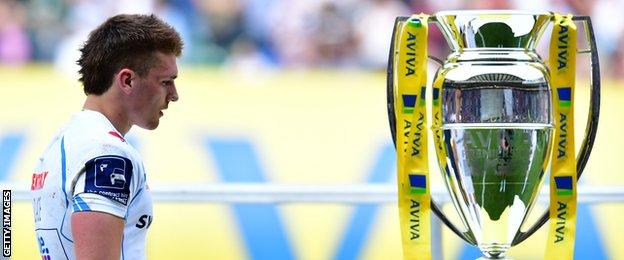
[478,243,510,259]
[477,257,512,260]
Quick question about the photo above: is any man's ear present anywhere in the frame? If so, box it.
[117,68,135,94]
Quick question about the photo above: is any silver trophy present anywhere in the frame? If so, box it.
[387,10,600,258]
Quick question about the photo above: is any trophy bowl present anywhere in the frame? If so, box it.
[387,10,600,259]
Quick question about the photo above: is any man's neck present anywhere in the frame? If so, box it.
[83,94,131,135]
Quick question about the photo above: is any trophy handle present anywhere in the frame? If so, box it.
[387,16,478,246]
[512,15,601,246]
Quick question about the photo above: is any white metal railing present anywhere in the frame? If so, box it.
[7,182,624,204]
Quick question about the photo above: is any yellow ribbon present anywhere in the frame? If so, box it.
[394,13,431,260]
[545,13,577,260]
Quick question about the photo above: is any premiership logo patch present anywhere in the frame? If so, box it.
[402,94,417,114]
[554,176,573,196]
[432,87,440,106]
[557,87,571,107]
[84,155,133,205]
[408,174,427,194]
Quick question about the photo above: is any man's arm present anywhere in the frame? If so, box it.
[71,211,124,260]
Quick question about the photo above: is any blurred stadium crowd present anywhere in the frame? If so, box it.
[0,0,622,78]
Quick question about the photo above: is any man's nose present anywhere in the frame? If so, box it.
[169,85,179,102]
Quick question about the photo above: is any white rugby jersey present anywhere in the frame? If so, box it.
[31,110,152,260]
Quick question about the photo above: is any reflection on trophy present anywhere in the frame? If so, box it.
[388,11,600,259]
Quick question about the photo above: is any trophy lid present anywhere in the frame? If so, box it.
[434,10,552,50]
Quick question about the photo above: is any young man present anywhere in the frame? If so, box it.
[31,14,183,259]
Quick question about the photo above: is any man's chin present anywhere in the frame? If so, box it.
[137,120,160,130]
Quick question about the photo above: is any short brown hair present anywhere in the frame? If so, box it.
[77,14,183,95]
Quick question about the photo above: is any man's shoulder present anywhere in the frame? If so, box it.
[65,130,134,156]
[63,112,135,157]
[61,133,139,176]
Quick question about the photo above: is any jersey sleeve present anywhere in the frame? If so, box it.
[71,145,142,219]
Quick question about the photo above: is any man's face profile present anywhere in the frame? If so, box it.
[128,52,179,130]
